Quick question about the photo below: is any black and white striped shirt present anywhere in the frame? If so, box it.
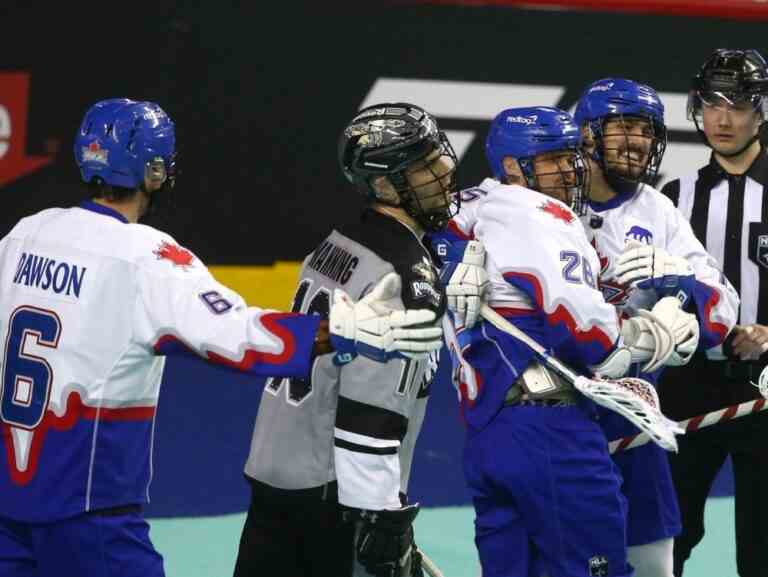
[662,150,768,330]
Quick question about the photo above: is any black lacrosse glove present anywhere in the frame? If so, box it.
[410,543,424,577]
[356,504,420,577]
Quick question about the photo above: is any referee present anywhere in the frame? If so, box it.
[659,48,768,577]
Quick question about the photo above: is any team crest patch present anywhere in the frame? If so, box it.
[539,200,575,224]
[411,257,441,307]
[82,141,109,165]
[625,225,653,244]
[412,256,438,285]
[154,241,194,269]
[588,555,609,577]
[757,235,768,269]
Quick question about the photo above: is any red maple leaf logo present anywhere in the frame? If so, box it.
[89,141,101,151]
[539,200,575,224]
[154,241,194,268]
[592,239,631,305]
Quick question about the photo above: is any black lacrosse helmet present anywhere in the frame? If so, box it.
[687,49,768,154]
[338,103,459,232]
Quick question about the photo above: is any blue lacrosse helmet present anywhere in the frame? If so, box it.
[74,98,176,190]
[574,78,667,196]
[485,106,589,214]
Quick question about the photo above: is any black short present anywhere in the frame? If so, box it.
[233,477,355,577]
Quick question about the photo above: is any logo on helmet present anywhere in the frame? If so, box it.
[637,93,659,106]
[143,109,167,124]
[589,82,615,93]
[81,141,109,165]
[506,115,538,125]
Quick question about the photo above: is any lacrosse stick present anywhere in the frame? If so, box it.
[610,368,768,453]
[480,304,683,452]
[420,550,446,577]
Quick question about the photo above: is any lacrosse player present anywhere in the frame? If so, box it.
[571,78,739,577]
[434,106,694,577]
[0,99,443,577]
[234,103,455,577]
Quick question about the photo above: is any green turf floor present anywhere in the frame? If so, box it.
[150,497,737,576]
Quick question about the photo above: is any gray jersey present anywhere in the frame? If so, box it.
[244,210,444,510]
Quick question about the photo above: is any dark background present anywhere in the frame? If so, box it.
[2,1,764,516]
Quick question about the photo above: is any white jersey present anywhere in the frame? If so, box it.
[0,202,318,522]
[583,184,739,354]
[445,180,622,429]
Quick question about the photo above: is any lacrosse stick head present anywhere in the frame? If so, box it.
[574,375,683,452]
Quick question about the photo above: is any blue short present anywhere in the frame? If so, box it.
[0,507,164,577]
[598,407,682,546]
[464,404,633,577]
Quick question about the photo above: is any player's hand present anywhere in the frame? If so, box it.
[355,504,420,577]
[621,305,675,373]
[312,320,333,356]
[731,324,768,360]
[621,297,698,371]
[649,296,699,366]
[439,240,489,329]
[329,272,442,364]
[615,241,695,305]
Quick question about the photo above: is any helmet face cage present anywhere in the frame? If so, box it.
[385,131,459,232]
[518,146,591,216]
[339,103,459,232]
[591,113,667,186]
[145,151,177,191]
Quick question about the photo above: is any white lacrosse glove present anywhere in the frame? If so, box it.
[441,240,489,329]
[615,241,695,306]
[590,346,633,379]
[621,304,675,373]
[649,296,699,366]
[329,272,443,363]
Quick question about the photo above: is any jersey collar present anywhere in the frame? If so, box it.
[703,146,768,186]
[587,187,641,212]
[79,200,130,224]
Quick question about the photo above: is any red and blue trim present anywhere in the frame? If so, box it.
[691,281,728,349]
[502,271,615,364]
[2,389,155,487]
[153,312,317,377]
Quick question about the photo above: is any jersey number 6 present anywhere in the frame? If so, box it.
[1,306,61,429]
